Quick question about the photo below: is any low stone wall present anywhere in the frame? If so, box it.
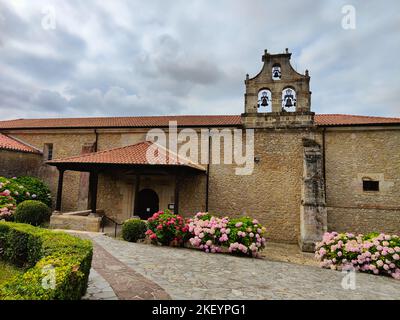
[50,214,101,232]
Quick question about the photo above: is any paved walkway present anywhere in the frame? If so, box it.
[78,233,400,300]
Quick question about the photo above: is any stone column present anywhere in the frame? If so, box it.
[299,138,327,252]
[77,143,96,210]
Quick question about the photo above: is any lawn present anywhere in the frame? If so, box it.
[0,261,22,286]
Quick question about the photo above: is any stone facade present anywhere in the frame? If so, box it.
[325,127,400,236]
[1,50,399,250]
[0,149,42,177]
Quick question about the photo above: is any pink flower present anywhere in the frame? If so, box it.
[235,222,243,227]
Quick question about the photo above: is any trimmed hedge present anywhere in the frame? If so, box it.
[14,200,51,226]
[0,222,92,300]
[122,219,147,242]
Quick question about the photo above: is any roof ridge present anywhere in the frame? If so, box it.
[0,114,241,122]
[317,113,400,119]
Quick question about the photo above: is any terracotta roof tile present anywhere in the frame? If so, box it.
[0,114,399,130]
[0,133,42,154]
[47,141,206,171]
[315,114,400,126]
[0,115,242,129]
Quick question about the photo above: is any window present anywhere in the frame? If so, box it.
[44,143,53,160]
[363,180,379,192]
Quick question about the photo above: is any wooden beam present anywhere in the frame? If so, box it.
[174,170,180,215]
[89,171,98,214]
[133,174,141,215]
[55,168,65,212]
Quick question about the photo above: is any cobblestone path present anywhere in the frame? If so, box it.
[82,233,400,300]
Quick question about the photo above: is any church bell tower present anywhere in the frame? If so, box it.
[242,49,314,128]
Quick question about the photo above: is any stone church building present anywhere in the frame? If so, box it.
[0,50,399,251]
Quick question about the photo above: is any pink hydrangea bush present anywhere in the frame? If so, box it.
[315,232,400,280]
[187,213,267,257]
[0,193,16,221]
[145,210,189,246]
[227,217,267,257]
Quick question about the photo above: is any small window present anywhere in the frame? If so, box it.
[44,143,53,160]
[363,180,379,192]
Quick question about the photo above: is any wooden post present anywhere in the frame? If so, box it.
[55,168,65,212]
[89,171,98,214]
[133,174,141,215]
[174,170,180,215]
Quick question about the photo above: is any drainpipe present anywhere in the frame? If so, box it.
[322,127,327,200]
[205,129,211,212]
[94,129,99,152]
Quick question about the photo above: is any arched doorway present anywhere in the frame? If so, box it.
[134,188,159,220]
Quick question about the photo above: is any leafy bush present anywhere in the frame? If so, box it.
[146,210,189,246]
[0,177,30,204]
[0,194,16,221]
[122,219,147,242]
[315,232,400,280]
[14,177,52,207]
[14,200,51,226]
[187,213,266,257]
[0,222,92,300]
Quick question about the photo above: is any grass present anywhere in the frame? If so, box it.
[0,261,22,286]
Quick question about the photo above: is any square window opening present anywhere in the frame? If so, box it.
[363,180,379,192]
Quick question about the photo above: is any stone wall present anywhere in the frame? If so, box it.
[4,124,400,243]
[207,129,321,243]
[325,127,400,235]
[0,150,42,177]
[10,130,97,212]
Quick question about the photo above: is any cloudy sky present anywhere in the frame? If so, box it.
[0,0,399,120]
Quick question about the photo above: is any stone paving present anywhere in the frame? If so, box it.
[82,269,118,300]
[85,233,400,300]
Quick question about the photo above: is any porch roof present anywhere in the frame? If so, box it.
[46,141,206,172]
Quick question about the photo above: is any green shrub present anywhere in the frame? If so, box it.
[122,219,147,242]
[14,200,51,226]
[14,176,52,207]
[146,210,189,246]
[0,222,92,300]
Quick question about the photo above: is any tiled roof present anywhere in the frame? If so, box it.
[0,133,42,154]
[0,114,399,130]
[315,114,400,126]
[0,115,242,129]
[47,141,206,171]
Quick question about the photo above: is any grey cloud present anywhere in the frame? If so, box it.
[0,0,399,119]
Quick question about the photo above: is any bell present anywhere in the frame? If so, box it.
[283,89,295,108]
[261,96,269,107]
[284,98,293,108]
[273,70,281,79]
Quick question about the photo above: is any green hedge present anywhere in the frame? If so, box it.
[122,219,147,242]
[0,222,92,300]
[15,200,51,226]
